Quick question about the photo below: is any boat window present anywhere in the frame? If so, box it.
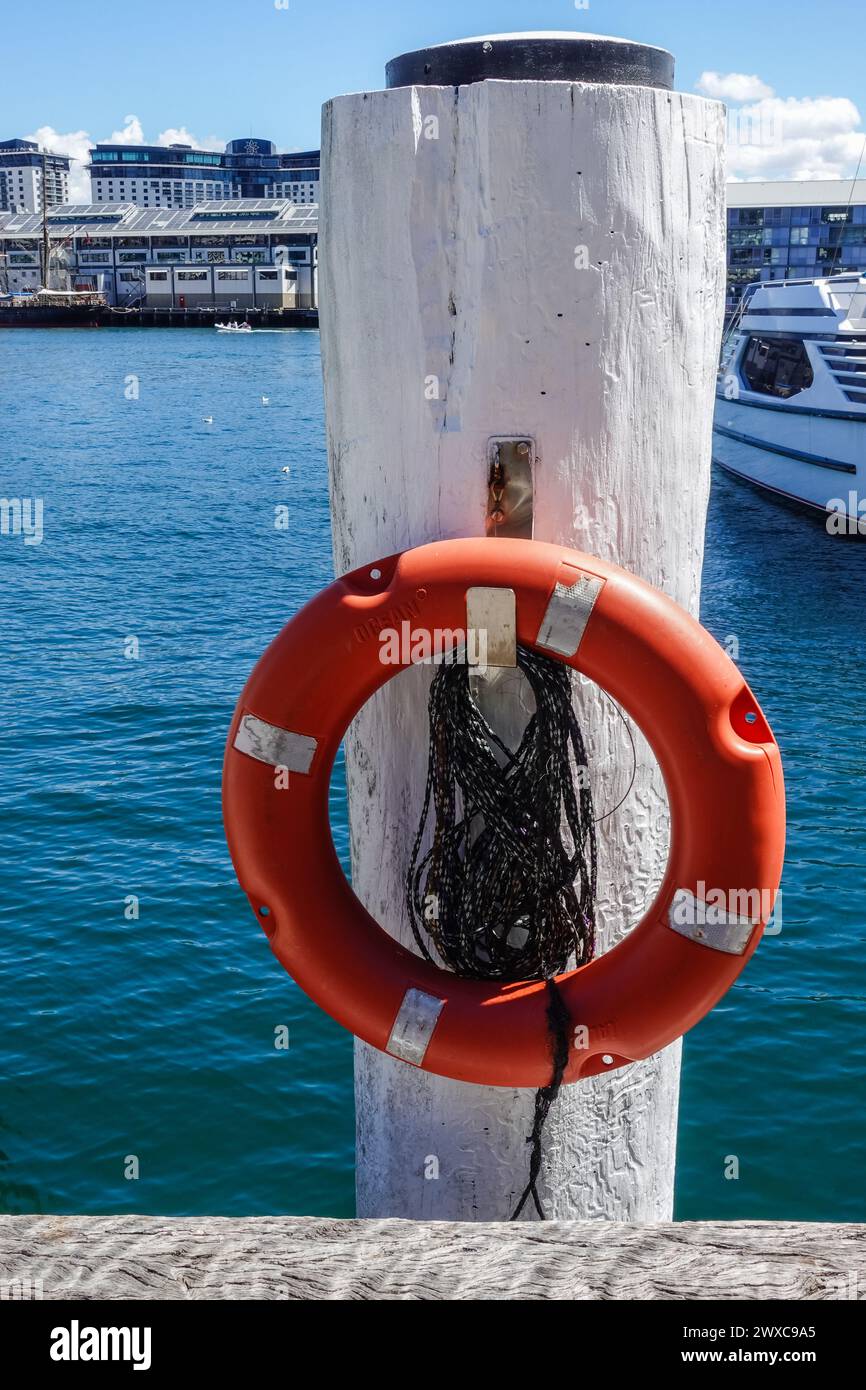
[741,336,814,397]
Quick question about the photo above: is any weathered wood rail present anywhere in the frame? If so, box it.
[1,1217,863,1300]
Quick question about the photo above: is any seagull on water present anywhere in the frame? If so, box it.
[261,395,270,406]
[202,416,214,425]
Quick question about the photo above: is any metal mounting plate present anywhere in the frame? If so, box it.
[486,437,534,540]
[466,586,517,668]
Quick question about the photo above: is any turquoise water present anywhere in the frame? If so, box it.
[1,327,863,1221]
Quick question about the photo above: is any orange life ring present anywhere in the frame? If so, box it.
[223,538,785,1088]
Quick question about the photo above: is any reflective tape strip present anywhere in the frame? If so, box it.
[537,574,604,657]
[667,889,757,956]
[233,714,318,774]
[386,988,445,1066]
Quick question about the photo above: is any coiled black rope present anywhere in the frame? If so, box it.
[406,643,598,1218]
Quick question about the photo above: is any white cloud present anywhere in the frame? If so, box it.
[24,125,93,202]
[20,118,227,205]
[105,114,145,146]
[156,126,224,151]
[696,74,866,181]
[727,95,865,181]
[698,71,775,103]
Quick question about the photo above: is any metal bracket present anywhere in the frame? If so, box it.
[486,437,534,540]
[466,587,517,668]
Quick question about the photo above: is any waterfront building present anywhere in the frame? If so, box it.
[5,176,862,319]
[89,139,320,210]
[224,140,319,203]
[727,178,866,314]
[0,199,318,307]
[144,261,300,310]
[0,139,71,214]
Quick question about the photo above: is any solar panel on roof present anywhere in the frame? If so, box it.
[1,198,317,249]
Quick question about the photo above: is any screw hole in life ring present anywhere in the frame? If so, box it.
[730,687,772,743]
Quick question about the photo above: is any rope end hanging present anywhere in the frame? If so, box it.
[406,643,597,1219]
[510,978,573,1221]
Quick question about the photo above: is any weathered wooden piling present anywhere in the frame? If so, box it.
[320,32,726,1220]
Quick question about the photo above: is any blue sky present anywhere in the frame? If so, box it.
[5,0,864,193]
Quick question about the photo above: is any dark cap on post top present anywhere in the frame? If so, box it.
[386,32,674,91]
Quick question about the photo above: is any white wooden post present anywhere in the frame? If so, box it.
[320,33,726,1221]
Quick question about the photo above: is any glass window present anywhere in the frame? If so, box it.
[742,336,814,398]
[822,206,852,224]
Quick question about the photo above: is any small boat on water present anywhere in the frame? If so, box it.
[215,321,253,334]
[714,274,866,527]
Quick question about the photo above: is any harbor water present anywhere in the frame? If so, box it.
[1,327,864,1220]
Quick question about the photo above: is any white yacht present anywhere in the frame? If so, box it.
[714,274,866,525]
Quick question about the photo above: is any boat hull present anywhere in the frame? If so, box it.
[0,305,103,327]
[712,396,865,519]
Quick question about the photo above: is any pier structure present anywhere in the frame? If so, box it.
[1,1214,862,1300]
[0,198,318,309]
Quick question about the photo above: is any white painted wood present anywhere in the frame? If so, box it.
[2,1216,861,1300]
[320,75,726,1220]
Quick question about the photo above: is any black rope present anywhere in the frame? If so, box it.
[406,643,598,1219]
[511,980,572,1221]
